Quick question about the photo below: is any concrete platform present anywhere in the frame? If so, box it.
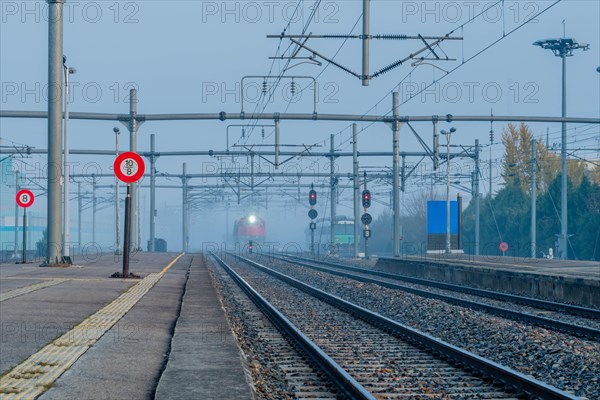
[0,252,253,399]
[155,256,253,400]
[376,254,600,307]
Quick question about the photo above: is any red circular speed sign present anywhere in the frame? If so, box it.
[114,152,145,183]
[16,189,35,208]
[499,242,509,252]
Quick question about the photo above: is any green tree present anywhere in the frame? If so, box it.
[502,122,585,193]
[463,123,597,260]
[566,176,600,260]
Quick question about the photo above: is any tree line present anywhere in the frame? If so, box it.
[367,123,600,260]
[463,123,599,260]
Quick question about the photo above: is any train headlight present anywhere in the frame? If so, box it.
[248,215,257,224]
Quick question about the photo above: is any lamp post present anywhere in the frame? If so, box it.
[441,127,456,254]
[114,127,122,255]
[63,56,76,258]
[533,38,589,259]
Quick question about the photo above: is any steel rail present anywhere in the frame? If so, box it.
[274,255,600,340]
[287,254,600,319]
[210,253,374,400]
[231,253,577,400]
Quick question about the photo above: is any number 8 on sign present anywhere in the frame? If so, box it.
[16,189,35,208]
[114,152,145,183]
[122,158,138,176]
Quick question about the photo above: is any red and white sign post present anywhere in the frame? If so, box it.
[114,152,145,277]
[16,189,35,263]
[499,242,509,256]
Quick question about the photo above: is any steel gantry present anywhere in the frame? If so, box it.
[3,104,598,259]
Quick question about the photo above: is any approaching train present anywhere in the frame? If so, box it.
[233,214,266,244]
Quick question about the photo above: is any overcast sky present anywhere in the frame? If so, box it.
[1,0,599,250]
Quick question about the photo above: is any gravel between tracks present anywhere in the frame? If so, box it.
[254,255,600,399]
[207,258,339,400]
[292,258,600,330]
[321,255,600,310]
[226,257,521,400]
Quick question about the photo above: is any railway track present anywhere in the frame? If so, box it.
[275,254,600,340]
[289,255,599,318]
[211,253,372,399]
[213,252,578,399]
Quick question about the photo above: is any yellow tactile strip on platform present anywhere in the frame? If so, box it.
[0,280,70,303]
[0,253,184,399]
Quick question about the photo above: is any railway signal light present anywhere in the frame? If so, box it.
[362,190,371,208]
[249,240,253,254]
[309,189,317,206]
[361,213,372,226]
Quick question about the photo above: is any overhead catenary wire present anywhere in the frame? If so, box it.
[334,0,562,154]
[237,0,324,148]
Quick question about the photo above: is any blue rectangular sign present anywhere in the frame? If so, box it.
[427,201,459,234]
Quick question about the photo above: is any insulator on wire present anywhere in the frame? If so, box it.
[374,34,407,40]
[242,128,246,138]
[262,80,268,95]
[290,79,296,97]
[262,127,265,139]
[324,34,351,39]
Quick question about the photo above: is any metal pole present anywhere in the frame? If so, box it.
[137,183,141,250]
[311,228,315,256]
[274,119,280,169]
[362,0,370,86]
[129,88,138,251]
[560,54,568,259]
[92,178,97,244]
[353,124,360,258]
[182,163,189,252]
[330,134,336,251]
[63,59,71,257]
[250,154,255,191]
[47,0,64,264]
[401,155,406,192]
[489,145,493,197]
[149,134,156,252]
[114,183,117,251]
[78,181,82,253]
[14,171,20,258]
[531,138,537,259]
[1,110,598,124]
[474,139,480,256]
[392,92,400,256]
[433,119,439,170]
[28,212,32,257]
[363,172,369,258]
[123,184,131,277]
[446,133,451,254]
[457,193,462,251]
[225,200,229,243]
[115,128,121,255]
[22,208,27,263]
